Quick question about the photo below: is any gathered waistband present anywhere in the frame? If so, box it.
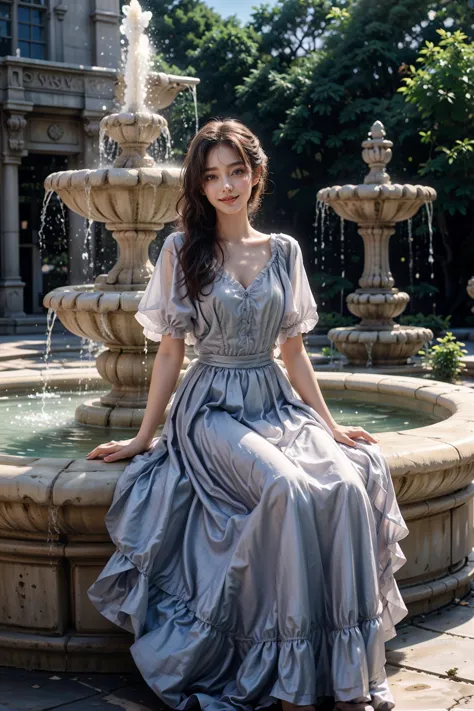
[196,351,274,369]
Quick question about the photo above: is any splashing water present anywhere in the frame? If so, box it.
[425,202,435,279]
[38,190,53,252]
[84,186,94,274]
[365,342,373,369]
[407,217,414,294]
[41,308,58,418]
[162,124,173,161]
[99,126,106,168]
[148,125,173,164]
[120,0,153,112]
[340,217,345,315]
[190,85,199,134]
[313,199,328,272]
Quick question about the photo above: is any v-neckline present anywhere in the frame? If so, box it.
[214,234,277,294]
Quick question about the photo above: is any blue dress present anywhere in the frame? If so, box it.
[88,231,408,711]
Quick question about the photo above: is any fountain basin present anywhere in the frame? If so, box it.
[44,287,146,344]
[317,184,436,224]
[328,325,434,366]
[44,165,181,232]
[116,71,200,111]
[0,370,473,671]
[43,287,191,426]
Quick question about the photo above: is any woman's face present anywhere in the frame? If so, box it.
[201,143,259,215]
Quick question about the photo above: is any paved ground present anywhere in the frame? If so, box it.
[2,330,474,709]
[3,596,474,710]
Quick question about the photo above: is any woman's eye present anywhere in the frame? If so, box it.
[233,168,244,175]
[205,174,216,181]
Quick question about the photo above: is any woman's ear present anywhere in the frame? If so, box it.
[252,165,262,186]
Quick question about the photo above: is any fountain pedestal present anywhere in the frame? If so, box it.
[318,121,436,367]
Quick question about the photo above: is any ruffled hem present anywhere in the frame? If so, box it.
[273,317,319,358]
[347,442,409,640]
[89,552,392,709]
[135,309,197,347]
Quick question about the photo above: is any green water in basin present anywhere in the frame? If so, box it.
[0,390,437,458]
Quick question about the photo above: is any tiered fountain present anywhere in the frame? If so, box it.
[43,0,199,428]
[318,121,437,367]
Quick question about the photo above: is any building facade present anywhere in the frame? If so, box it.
[0,0,121,332]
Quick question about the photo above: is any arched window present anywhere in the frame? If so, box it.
[0,0,47,60]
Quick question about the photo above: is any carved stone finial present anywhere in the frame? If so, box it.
[369,120,385,139]
[361,120,393,185]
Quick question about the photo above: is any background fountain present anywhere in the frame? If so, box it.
[318,121,437,368]
[43,0,199,428]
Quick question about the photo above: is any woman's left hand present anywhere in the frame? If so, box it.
[330,424,379,447]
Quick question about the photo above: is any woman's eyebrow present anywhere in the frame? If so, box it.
[204,161,245,172]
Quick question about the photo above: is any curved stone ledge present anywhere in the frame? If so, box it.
[0,369,473,670]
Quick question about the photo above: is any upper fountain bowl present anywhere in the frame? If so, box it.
[317,182,436,224]
[44,109,182,231]
[317,120,436,223]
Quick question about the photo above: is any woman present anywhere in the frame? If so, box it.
[87,119,408,711]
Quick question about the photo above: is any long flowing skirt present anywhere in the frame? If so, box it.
[88,359,408,711]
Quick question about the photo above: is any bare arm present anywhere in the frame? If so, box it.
[136,336,185,446]
[87,334,185,461]
[279,334,378,447]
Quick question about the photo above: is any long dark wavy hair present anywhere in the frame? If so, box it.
[175,119,268,302]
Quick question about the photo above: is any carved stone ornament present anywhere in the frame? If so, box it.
[5,113,27,152]
[23,70,84,93]
[47,123,64,141]
[83,117,101,138]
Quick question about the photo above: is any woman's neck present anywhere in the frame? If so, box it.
[215,211,253,243]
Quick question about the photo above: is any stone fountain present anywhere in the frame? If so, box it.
[318,121,437,367]
[43,0,199,428]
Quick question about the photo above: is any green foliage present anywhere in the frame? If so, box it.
[399,312,451,335]
[320,345,343,357]
[420,332,467,382]
[399,29,474,216]
[315,311,356,329]
[309,272,354,300]
[143,0,474,322]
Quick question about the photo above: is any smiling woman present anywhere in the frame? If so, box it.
[87,118,408,711]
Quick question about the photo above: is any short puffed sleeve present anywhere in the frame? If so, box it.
[135,232,197,344]
[277,235,319,347]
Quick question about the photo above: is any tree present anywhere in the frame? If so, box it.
[399,29,474,315]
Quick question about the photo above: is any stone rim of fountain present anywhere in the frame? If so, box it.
[0,368,474,671]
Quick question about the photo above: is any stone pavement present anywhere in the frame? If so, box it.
[2,596,474,710]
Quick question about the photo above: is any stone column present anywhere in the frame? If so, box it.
[0,110,31,317]
[90,1,121,69]
[53,4,68,63]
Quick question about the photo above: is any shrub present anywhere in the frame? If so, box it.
[399,313,451,335]
[420,332,467,382]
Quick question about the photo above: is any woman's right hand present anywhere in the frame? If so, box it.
[86,436,152,463]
